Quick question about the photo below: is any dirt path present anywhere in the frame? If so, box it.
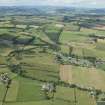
[60,65,72,83]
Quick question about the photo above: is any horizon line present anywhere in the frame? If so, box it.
[0,5,105,9]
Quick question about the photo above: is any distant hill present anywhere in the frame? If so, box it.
[0,6,45,16]
[0,6,105,16]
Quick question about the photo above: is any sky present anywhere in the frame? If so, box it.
[0,0,105,8]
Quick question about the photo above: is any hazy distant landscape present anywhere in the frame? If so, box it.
[0,5,105,105]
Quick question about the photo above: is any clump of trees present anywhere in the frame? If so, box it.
[63,16,75,23]
[8,63,24,76]
[41,25,64,44]
[68,45,73,57]
[0,73,11,86]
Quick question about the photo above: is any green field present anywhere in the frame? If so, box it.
[0,9,105,105]
[0,77,95,105]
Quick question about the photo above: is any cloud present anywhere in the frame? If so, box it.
[0,0,15,4]
[0,0,105,8]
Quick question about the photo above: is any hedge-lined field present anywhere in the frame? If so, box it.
[0,77,95,105]
[0,13,105,105]
[60,65,105,91]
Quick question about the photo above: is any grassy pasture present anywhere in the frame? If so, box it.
[60,41,105,60]
[0,84,5,101]
[95,42,105,51]
[0,15,105,105]
[60,31,87,43]
[60,27,105,44]
[0,77,95,105]
[21,53,59,82]
[16,81,44,101]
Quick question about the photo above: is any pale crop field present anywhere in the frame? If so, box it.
[60,65,105,91]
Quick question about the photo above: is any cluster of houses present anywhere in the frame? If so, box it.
[0,73,11,86]
[41,82,56,99]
